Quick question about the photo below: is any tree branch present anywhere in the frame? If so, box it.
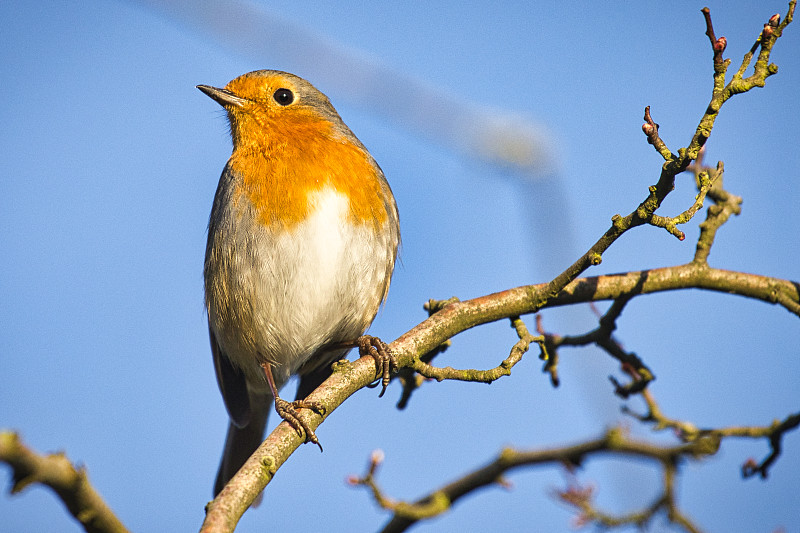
[348,427,717,533]
[357,402,800,532]
[407,315,542,383]
[0,431,130,533]
[623,391,800,480]
[556,462,701,533]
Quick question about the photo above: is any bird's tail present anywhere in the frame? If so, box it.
[213,394,270,498]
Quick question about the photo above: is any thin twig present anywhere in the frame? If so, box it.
[0,432,130,533]
[623,390,800,479]
[361,427,716,533]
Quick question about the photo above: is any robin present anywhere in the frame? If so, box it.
[197,70,400,497]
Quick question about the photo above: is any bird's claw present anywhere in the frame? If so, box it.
[357,335,397,397]
[274,397,325,452]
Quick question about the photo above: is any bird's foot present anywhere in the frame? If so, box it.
[357,335,398,397]
[273,396,326,452]
[262,361,326,451]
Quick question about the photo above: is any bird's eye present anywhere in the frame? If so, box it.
[273,88,294,106]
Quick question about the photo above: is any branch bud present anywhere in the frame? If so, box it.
[714,36,727,53]
[370,449,385,466]
[768,13,781,27]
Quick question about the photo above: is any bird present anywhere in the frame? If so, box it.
[197,70,400,497]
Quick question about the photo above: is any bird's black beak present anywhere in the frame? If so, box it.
[196,85,248,108]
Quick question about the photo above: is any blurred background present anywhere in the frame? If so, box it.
[2,1,798,531]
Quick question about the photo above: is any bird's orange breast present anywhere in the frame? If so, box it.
[227,110,389,231]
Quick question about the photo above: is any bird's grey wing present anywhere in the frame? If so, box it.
[209,324,251,428]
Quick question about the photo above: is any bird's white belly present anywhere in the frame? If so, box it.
[207,187,393,390]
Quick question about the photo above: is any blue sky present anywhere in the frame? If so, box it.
[2,1,798,532]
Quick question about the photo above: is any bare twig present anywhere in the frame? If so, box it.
[362,402,800,532]
[354,427,717,533]
[557,462,701,533]
[394,298,460,409]
[623,391,800,480]
[408,315,542,384]
[534,315,560,387]
[702,6,728,68]
[347,450,450,522]
[648,161,723,241]
[0,431,130,533]
[538,294,656,398]
[693,165,743,264]
[641,106,673,161]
